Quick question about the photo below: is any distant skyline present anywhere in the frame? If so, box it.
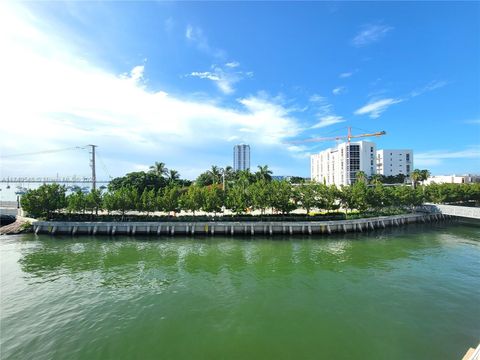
[0,1,479,181]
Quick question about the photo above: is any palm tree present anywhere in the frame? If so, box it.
[224,166,235,181]
[167,169,180,183]
[355,171,367,184]
[256,165,273,181]
[208,165,222,184]
[411,169,422,189]
[149,162,168,178]
[420,169,431,184]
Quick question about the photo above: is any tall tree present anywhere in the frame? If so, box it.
[159,185,182,216]
[140,189,156,216]
[67,190,87,214]
[203,186,224,216]
[208,166,222,184]
[180,185,205,215]
[86,189,103,216]
[411,169,422,189]
[295,183,318,214]
[255,165,273,182]
[249,180,271,215]
[21,184,67,219]
[149,162,169,177]
[420,169,431,184]
[167,169,180,184]
[269,180,296,215]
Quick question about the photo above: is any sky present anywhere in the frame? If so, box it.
[0,1,479,182]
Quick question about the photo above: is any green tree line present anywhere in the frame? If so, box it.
[20,163,480,220]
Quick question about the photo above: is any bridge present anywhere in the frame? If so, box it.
[420,204,480,220]
[0,177,110,184]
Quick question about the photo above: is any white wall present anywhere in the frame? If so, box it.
[311,141,376,186]
[377,149,413,177]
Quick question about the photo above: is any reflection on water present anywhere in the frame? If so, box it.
[17,223,474,289]
[1,223,479,360]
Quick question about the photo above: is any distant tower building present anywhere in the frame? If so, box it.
[233,144,250,171]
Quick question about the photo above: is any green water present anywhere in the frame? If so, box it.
[1,224,479,360]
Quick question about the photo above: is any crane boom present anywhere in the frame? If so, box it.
[286,127,386,144]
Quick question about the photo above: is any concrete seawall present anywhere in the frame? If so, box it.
[33,213,451,237]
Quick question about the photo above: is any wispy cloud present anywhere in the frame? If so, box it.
[410,80,448,97]
[354,98,402,118]
[185,24,225,59]
[187,63,252,94]
[332,86,346,96]
[225,61,240,68]
[339,72,353,78]
[311,115,345,129]
[415,146,480,167]
[356,79,447,118]
[308,95,345,129]
[352,23,393,47]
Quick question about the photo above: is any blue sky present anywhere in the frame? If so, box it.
[0,1,479,181]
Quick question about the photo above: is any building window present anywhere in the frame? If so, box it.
[371,147,374,152]
[406,154,410,161]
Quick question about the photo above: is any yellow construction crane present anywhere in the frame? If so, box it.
[286,127,386,144]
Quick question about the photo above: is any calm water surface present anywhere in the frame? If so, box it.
[1,223,479,360]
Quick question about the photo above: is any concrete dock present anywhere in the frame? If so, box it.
[32,213,450,236]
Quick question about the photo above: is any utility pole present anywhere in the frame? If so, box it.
[88,145,97,191]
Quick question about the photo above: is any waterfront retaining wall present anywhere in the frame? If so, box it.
[33,213,451,237]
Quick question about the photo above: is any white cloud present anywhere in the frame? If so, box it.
[129,65,144,82]
[188,63,251,94]
[410,80,447,97]
[306,94,345,129]
[352,24,393,47]
[0,4,302,179]
[415,146,480,167]
[309,94,325,103]
[339,72,352,78]
[354,98,402,118]
[309,94,334,116]
[311,115,345,129]
[332,86,346,95]
[225,61,240,68]
[355,79,447,119]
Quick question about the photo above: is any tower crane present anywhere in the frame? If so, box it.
[286,127,386,145]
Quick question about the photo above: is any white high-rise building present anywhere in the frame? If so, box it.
[233,144,250,171]
[311,141,376,186]
[376,149,413,177]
